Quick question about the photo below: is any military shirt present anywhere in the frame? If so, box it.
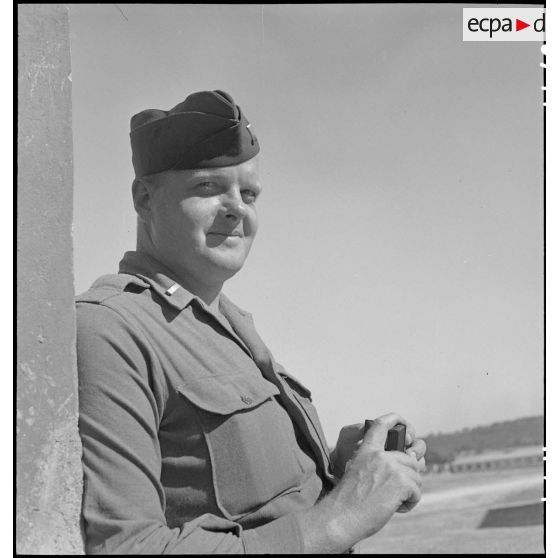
[76,251,336,554]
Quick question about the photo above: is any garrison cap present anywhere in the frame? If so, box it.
[130,90,259,177]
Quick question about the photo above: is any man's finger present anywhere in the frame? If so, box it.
[396,499,420,513]
[396,481,422,513]
[405,439,426,461]
[340,423,366,442]
[362,413,408,449]
[405,423,416,446]
[390,450,425,472]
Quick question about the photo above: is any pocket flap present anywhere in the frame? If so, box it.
[274,365,312,399]
[176,374,280,415]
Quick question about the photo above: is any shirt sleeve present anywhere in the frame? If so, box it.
[77,301,305,555]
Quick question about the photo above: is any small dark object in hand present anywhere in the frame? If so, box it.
[385,423,406,451]
[364,420,406,452]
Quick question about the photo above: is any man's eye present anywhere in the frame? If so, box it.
[241,190,258,204]
[196,182,216,193]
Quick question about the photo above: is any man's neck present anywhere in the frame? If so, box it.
[135,247,224,306]
[176,273,222,307]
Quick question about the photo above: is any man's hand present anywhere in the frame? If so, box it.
[299,413,427,553]
[330,416,427,482]
[330,423,365,478]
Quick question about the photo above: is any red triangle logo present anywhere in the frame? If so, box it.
[516,19,530,31]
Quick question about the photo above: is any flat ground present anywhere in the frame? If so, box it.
[359,466,544,554]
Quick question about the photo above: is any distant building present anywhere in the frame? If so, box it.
[425,462,451,474]
[449,445,543,473]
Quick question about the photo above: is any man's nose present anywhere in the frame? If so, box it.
[220,189,247,220]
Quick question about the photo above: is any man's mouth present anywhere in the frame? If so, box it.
[208,232,243,238]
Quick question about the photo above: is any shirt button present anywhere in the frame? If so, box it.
[240,395,253,405]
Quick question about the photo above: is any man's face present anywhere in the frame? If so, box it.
[143,156,261,286]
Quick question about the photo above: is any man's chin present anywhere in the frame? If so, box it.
[206,252,248,279]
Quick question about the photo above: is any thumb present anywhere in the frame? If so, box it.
[362,413,408,449]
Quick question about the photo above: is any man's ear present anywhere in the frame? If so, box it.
[132,177,154,222]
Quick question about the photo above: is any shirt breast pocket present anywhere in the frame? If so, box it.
[176,373,304,520]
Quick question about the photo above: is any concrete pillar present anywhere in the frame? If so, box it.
[17,4,84,554]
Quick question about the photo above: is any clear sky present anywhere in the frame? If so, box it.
[68,4,544,444]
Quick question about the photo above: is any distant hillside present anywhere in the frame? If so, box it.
[424,415,543,465]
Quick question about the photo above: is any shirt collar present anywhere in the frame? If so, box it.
[118,252,255,357]
[118,251,196,312]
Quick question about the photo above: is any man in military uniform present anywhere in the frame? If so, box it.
[77,90,426,554]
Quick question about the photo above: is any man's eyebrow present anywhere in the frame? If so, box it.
[190,171,218,180]
[189,171,261,187]
[189,171,231,182]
